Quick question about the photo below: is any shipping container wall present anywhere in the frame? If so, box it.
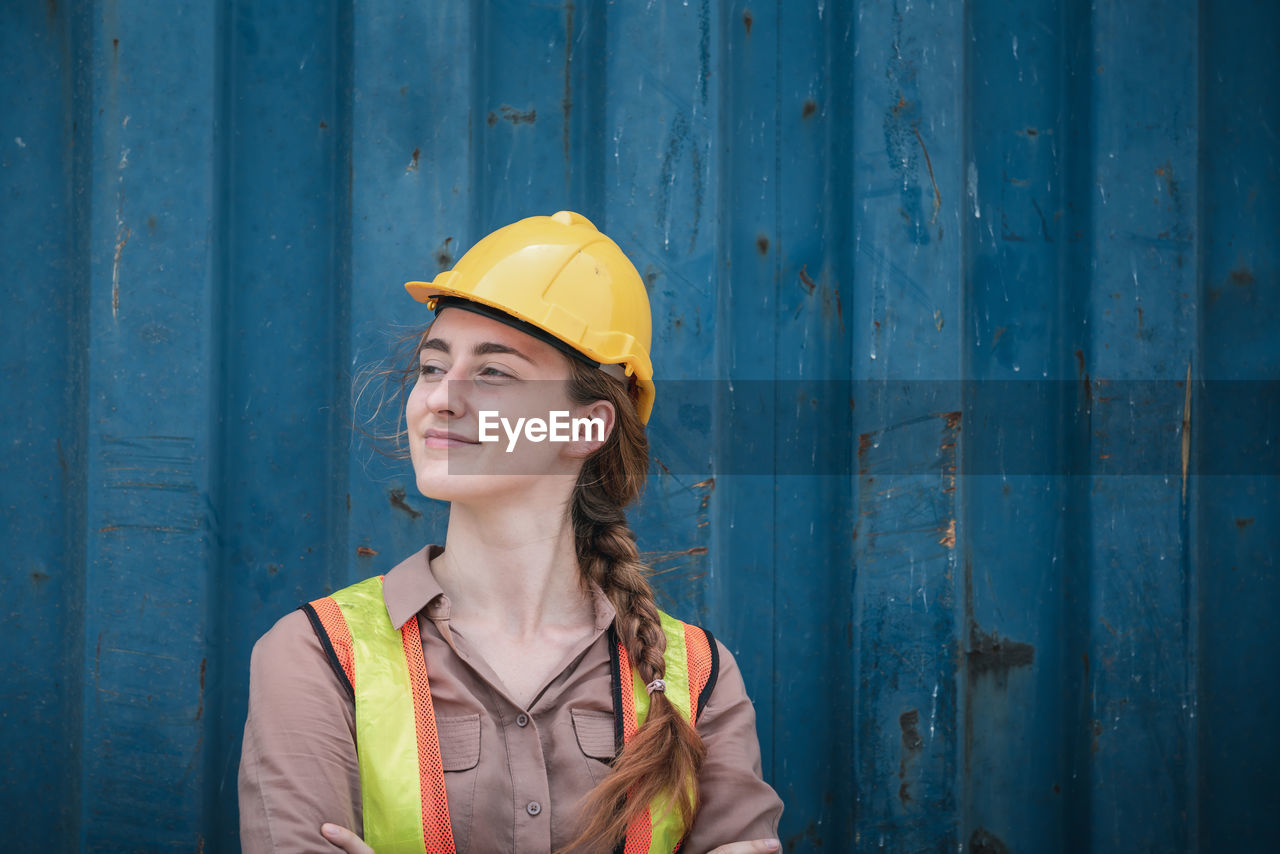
[1,0,1276,851]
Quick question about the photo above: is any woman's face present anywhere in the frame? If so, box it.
[405,307,613,504]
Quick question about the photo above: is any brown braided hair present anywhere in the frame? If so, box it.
[561,357,707,853]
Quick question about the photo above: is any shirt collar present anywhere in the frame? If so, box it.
[381,543,618,632]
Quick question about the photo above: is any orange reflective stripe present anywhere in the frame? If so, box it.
[399,613,455,852]
[308,595,356,689]
[615,637,654,854]
[617,636,639,740]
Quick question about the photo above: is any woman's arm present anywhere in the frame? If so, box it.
[238,609,363,853]
[679,638,785,854]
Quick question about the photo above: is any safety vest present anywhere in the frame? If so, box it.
[300,575,720,854]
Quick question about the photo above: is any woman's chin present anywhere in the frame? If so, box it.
[414,469,515,504]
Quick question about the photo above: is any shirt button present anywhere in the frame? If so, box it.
[526,801,542,816]
[516,713,529,727]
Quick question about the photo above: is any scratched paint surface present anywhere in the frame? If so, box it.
[1,1,1276,852]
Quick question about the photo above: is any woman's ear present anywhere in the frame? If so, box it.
[562,399,616,459]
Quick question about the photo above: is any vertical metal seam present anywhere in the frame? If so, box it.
[957,0,973,844]
[1187,0,1205,847]
[330,0,355,597]
[771,0,783,796]
[206,0,234,839]
[66,0,94,846]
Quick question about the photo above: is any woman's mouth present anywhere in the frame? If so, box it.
[423,429,480,449]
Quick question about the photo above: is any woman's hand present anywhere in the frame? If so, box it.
[320,823,373,854]
[708,839,782,853]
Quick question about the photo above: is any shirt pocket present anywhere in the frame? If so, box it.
[571,709,618,785]
[436,713,481,853]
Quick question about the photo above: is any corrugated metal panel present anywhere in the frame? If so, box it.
[2,0,1276,851]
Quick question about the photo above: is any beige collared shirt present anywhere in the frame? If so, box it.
[238,545,783,853]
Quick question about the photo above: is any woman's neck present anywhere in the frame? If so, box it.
[431,495,594,639]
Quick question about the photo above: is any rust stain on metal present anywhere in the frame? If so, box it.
[1074,348,1085,375]
[435,236,454,269]
[1229,267,1255,285]
[798,264,817,294]
[938,518,956,549]
[897,707,923,804]
[112,225,132,319]
[970,828,1012,854]
[388,487,421,520]
[1236,517,1254,529]
[966,624,1034,677]
[1181,361,1191,502]
[407,147,420,172]
[755,234,770,255]
[801,98,817,119]
[1090,718,1103,756]
[857,432,875,474]
[899,709,923,751]
[913,126,942,220]
[742,9,753,34]
[357,546,378,557]
[937,410,962,431]
[194,658,206,721]
[499,105,537,124]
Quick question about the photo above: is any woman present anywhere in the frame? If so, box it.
[238,212,784,853]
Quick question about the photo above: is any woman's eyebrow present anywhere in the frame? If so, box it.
[420,338,449,355]
[419,337,533,364]
[472,341,533,363]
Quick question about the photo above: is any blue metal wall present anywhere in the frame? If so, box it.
[2,0,1276,851]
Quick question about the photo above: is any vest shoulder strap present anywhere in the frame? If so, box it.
[609,611,722,854]
[299,575,456,854]
[300,593,359,697]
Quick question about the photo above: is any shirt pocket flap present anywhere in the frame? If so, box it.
[571,709,618,762]
[436,713,481,772]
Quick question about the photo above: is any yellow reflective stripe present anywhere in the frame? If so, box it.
[332,577,428,854]
[658,611,692,723]
[627,610,698,854]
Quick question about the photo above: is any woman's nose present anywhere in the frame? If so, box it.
[422,374,469,417]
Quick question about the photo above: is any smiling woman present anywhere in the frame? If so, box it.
[236,212,784,854]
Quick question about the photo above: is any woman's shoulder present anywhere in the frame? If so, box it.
[250,605,322,669]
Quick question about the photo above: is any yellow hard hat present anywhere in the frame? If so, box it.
[405,211,656,423]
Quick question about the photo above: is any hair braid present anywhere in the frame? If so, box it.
[560,360,707,853]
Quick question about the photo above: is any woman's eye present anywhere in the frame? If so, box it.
[419,363,445,377]
[478,366,514,380]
